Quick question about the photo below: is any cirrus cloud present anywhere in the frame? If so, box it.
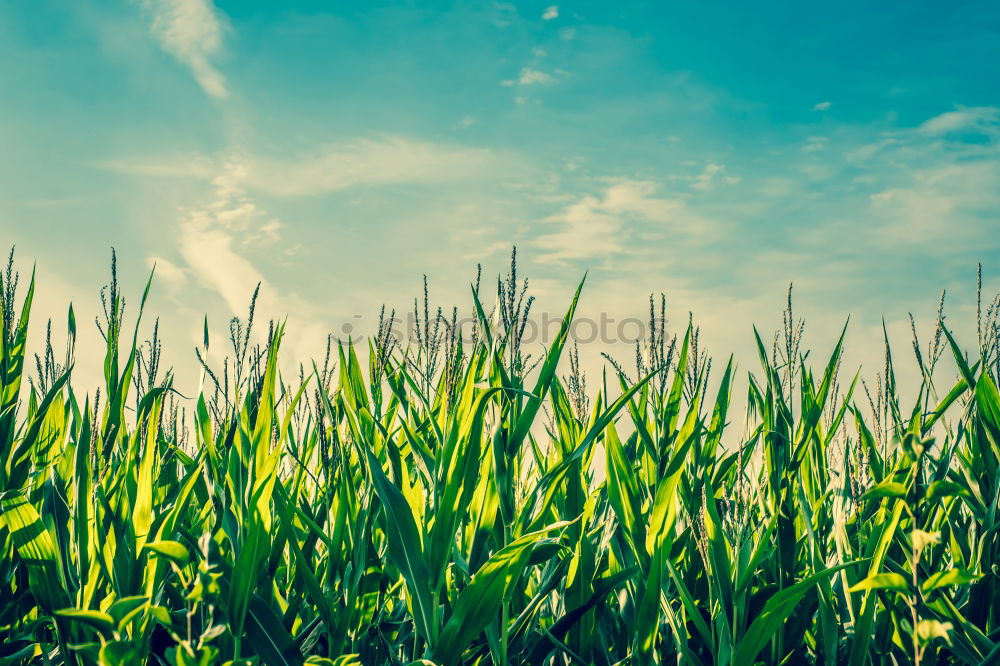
[140,0,229,99]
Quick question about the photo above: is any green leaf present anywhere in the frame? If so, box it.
[98,640,140,666]
[921,568,982,593]
[53,609,115,636]
[434,522,569,665]
[733,564,852,665]
[848,572,910,594]
[0,493,70,613]
[862,480,908,501]
[243,594,306,666]
[364,447,435,646]
[143,540,191,565]
[926,480,970,501]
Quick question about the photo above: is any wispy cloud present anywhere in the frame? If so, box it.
[100,135,505,197]
[534,180,705,264]
[173,160,276,313]
[491,2,519,28]
[918,106,999,136]
[542,6,559,20]
[140,0,228,99]
[246,136,503,197]
[107,134,519,354]
[502,67,557,86]
[163,159,331,365]
[691,163,740,190]
[97,153,217,178]
[811,101,832,111]
[795,107,1000,256]
[802,136,828,153]
[147,255,188,294]
[520,68,556,85]
[868,160,1000,245]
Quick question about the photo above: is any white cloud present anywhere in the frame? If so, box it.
[519,68,555,85]
[147,255,187,292]
[869,187,955,239]
[174,160,273,313]
[503,67,557,87]
[811,101,832,111]
[100,136,504,197]
[542,6,559,20]
[839,107,1000,250]
[802,136,828,153]
[100,134,521,365]
[168,160,332,367]
[500,67,566,87]
[492,2,518,27]
[533,180,704,264]
[141,0,229,99]
[918,106,1000,136]
[254,219,283,243]
[869,160,1000,244]
[246,136,502,197]
[691,163,740,190]
[534,195,628,263]
[97,153,217,179]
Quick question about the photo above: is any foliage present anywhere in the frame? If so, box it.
[1,248,999,665]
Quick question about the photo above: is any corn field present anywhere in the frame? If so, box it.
[2,247,1000,666]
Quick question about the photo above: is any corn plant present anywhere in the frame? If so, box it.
[1,247,999,665]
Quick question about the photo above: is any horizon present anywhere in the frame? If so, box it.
[1,245,994,422]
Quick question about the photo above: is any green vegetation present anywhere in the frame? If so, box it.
[2,247,999,665]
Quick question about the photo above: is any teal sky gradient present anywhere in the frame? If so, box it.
[1,0,999,396]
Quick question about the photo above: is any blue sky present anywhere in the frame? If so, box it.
[1,0,999,395]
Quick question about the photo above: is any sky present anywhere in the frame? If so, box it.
[1,0,999,400]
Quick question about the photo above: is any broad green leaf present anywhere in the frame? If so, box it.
[848,572,910,594]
